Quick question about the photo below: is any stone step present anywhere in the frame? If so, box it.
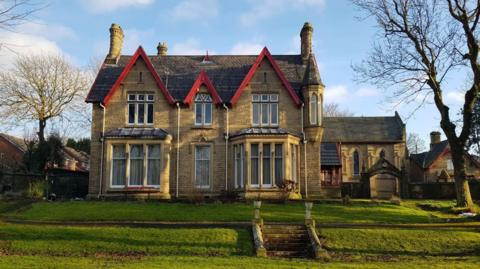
[265,243,310,251]
[265,238,308,244]
[262,233,308,239]
[267,250,311,258]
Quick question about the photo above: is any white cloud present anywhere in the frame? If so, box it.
[240,0,326,26]
[446,91,464,104]
[230,42,264,55]
[171,38,215,55]
[355,87,379,97]
[83,0,154,13]
[170,0,218,21]
[0,21,74,70]
[324,85,348,103]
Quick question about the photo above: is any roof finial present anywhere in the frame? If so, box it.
[203,50,210,62]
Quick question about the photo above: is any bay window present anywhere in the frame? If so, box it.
[250,142,284,188]
[290,144,298,182]
[128,93,154,125]
[252,94,278,126]
[110,143,162,188]
[274,144,283,186]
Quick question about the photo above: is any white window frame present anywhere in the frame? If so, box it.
[128,144,145,187]
[127,93,154,126]
[250,142,285,189]
[109,143,162,188]
[234,144,244,189]
[146,144,162,187]
[194,144,211,189]
[309,94,318,125]
[252,94,279,127]
[110,144,127,188]
[194,93,213,126]
[250,143,260,188]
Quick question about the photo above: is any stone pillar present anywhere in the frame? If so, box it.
[160,137,172,199]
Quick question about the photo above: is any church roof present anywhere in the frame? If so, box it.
[322,114,405,143]
[86,47,318,106]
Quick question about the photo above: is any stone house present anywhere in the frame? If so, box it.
[410,131,480,182]
[85,22,407,200]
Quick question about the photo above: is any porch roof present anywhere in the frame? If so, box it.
[229,127,301,139]
[104,128,169,139]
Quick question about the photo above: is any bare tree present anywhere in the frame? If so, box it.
[0,53,89,142]
[0,0,43,30]
[352,0,479,207]
[324,103,355,117]
[407,132,427,154]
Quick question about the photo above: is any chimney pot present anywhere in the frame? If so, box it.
[157,42,168,56]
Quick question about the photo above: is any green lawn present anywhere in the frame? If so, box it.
[3,199,475,224]
[0,223,479,268]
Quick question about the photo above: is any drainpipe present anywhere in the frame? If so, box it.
[223,104,229,191]
[176,102,181,198]
[98,103,106,199]
[301,103,308,198]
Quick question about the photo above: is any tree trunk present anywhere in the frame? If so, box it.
[38,119,46,143]
[450,145,474,208]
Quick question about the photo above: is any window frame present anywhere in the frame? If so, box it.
[249,142,285,188]
[109,143,162,189]
[194,144,211,189]
[352,150,360,176]
[127,93,154,126]
[194,93,213,126]
[234,143,245,189]
[252,94,279,127]
[309,94,318,125]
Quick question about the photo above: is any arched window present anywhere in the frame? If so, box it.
[379,149,386,159]
[309,94,318,125]
[353,150,360,176]
[195,93,212,126]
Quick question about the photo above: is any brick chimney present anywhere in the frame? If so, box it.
[430,131,441,149]
[157,42,168,56]
[300,22,313,63]
[106,23,124,63]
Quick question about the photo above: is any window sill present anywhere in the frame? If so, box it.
[107,186,161,193]
[191,126,214,130]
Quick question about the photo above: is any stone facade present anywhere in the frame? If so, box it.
[86,22,407,200]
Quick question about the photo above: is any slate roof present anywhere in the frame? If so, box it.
[86,52,323,104]
[321,143,341,166]
[410,140,449,169]
[0,133,28,152]
[104,128,169,139]
[322,115,405,143]
[229,128,301,139]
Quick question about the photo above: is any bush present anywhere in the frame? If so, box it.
[25,180,44,199]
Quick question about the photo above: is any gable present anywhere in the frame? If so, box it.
[229,47,302,107]
[93,46,175,107]
[183,71,222,106]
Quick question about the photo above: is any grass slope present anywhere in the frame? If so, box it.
[0,223,252,257]
[1,255,479,269]
[3,200,470,223]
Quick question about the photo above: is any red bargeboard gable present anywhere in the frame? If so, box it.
[183,70,223,106]
[101,46,175,106]
[230,47,302,107]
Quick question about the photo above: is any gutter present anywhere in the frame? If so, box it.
[176,102,181,198]
[301,103,307,198]
[98,103,106,199]
[223,104,229,191]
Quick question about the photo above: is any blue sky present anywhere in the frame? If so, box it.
[0,0,467,143]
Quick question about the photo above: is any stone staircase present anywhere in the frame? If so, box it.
[262,224,312,258]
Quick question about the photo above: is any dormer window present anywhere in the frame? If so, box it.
[252,94,278,127]
[128,93,154,125]
[195,93,212,126]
